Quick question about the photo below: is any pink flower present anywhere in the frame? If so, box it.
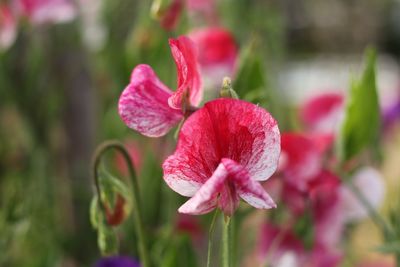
[280,133,323,191]
[13,0,76,25]
[118,36,202,137]
[257,223,304,266]
[189,27,238,88]
[163,98,280,216]
[300,92,344,134]
[0,4,17,50]
[257,223,341,267]
[340,167,385,222]
[308,170,343,248]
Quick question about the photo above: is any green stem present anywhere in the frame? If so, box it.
[93,140,150,267]
[207,210,219,267]
[347,180,392,238]
[222,216,231,267]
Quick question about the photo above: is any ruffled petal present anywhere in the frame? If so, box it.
[118,64,183,137]
[168,36,202,109]
[163,99,280,199]
[178,162,228,215]
[222,158,276,209]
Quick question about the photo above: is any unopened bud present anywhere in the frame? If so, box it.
[220,77,239,99]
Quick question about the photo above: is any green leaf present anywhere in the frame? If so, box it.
[337,48,380,162]
[375,242,400,254]
[233,42,267,103]
[90,196,101,229]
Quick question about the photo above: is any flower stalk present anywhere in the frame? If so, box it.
[92,140,150,267]
[222,216,232,267]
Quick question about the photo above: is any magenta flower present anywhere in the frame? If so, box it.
[13,0,76,25]
[118,36,202,137]
[162,98,280,216]
[189,27,238,88]
[0,4,17,50]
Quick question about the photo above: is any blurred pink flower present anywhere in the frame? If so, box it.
[257,223,304,266]
[308,170,344,248]
[280,133,323,191]
[13,0,76,25]
[118,36,202,137]
[163,98,280,216]
[300,92,344,135]
[0,4,17,50]
[189,27,238,88]
[257,223,341,267]
[175,213,204,244]
[340,167,385,222]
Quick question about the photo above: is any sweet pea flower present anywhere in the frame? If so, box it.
[94,256,140,267]
[119,36,202,137]
[340,167,385,222]
[163,98,280,216]
[189,27,238,89]
[308,170,344,248]
[13,0,76,25]
[257,223,304,266]
[0,4,17,50]
[280,133,323,191]
[257,223,341,267]
[300,92,345,135]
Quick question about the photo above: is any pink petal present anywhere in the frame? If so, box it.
[15,0,76,24]
[0,4,17,50]
[118,64,183,137]
[163,98,280,199]
[222,158,276,209]
[308,170,343,248]
[280,133,322,191]
[300,92,344,134]
[188,27,238,87]
[178,162,228,215]
[257,223,304,265]
[168,36,203,109]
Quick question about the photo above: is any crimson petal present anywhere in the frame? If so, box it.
[118,64,183,137]
[168,36,202,109]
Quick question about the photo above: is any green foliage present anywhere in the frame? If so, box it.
[337,48,380,162]
[97,223,119,256]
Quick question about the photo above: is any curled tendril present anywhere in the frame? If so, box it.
[92,140,150,267]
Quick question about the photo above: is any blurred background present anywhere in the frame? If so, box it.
[1,0,400,266]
